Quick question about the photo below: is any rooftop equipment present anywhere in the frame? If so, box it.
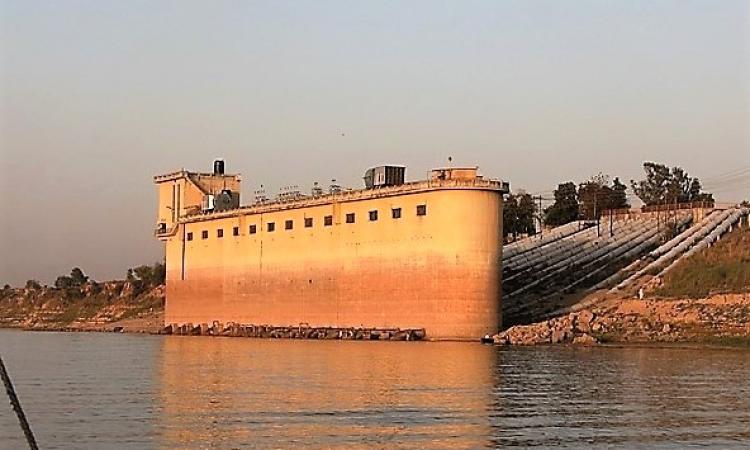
[214,189,240,211]
[311,182,324,197]
[329,179,341,194]
[213,159,225,175]
[364,165,406,189]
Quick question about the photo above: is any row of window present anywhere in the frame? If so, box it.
[186,204,427,241]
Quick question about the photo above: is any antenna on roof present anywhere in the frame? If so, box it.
[254,184,267,204]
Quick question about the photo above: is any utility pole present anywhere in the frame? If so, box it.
[594,192,600,237]
[533,195,543,237]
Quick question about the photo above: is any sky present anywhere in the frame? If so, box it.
[1,0,748,286]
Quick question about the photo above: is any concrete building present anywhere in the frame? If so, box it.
[155,162,508,340]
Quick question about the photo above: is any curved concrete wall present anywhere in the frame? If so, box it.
[163,187,503,340]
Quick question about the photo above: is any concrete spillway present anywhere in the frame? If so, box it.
[501,206,749,327]
[501,210,698,326]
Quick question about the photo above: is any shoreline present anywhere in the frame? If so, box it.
[3,320,749,350]
[4,283,749,348]
[494,292,750,348]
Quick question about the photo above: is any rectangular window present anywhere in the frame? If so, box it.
[217,229,224,238]
[416,204,427,216]
[305,217,313,228]
[369,210,378,221]
[186,232,193,241]
[324,215,333,226]
[249,225,257,234]
[267,222,275,232]
[201,230,208,239]
[346,213,355,224]
[285,220,293,230]
[392,208,402,219]
[233,226,239,236]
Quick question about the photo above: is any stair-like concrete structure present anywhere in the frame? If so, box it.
[500,206,749,328]
[502,210,695,326]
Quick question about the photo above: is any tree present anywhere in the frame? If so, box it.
[578,173,631,220]
[126,262,166,291]
[503,192,536,240]
[544,182,579,226]
[517,193,537,236]
[54,267,89,291]
[70,267,89,285]
[610,177,629,209]
[54,275,75,290]
[631,162,713,206]
[503,194,519,239]
[25,280,41,290]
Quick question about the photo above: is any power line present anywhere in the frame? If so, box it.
[701,165,750,183]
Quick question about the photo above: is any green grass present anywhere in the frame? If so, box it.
[655,225,750,298]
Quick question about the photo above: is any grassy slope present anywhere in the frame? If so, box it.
[655,223,750,298]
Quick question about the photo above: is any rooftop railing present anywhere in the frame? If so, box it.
[181,177,508,222]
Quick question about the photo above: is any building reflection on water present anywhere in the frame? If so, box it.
[156,337,497,449]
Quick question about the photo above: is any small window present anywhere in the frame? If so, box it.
[416,204,427,216]
[324,215,333,226]
[392,208,402,219]
[233,226,239,236]
[267,222,275,232]
[305,217,313,228]
[186,232,193,241]
[285,220,293,230]
[217,229,224,238]
[249,225,257,234]
[201,230,208,239]
[346,213,355,224]
[369,210,378,221]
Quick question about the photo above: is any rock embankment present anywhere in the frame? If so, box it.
[494,310,600,345]
[494,293,750,346]
[0,281,164,333]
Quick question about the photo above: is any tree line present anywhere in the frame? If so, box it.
[7,262,166,296]
[503,162,715,239]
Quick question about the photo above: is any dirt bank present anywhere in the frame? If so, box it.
[494,293,750,347]
[0,281,164,334]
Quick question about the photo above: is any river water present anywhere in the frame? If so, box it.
[1,329,749,449]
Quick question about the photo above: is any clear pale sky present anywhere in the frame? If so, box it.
[1,0,748,286]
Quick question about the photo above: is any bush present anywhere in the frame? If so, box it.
[127,262,165,287]
[125,262,166,297]
[25,280,42,290]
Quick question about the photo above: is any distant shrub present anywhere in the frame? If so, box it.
[55,267,90,290]
[125,262,166,296]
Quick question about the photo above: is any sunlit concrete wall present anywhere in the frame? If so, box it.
[163,187,503,340]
